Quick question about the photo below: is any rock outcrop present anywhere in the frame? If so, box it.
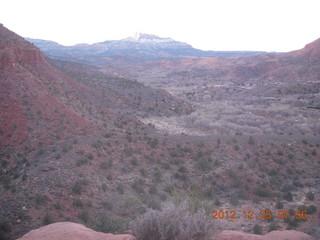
[15,222,134,240]
[0,25,45,69]
[218,230,314,240]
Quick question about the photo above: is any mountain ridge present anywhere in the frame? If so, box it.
[26,33,269,63]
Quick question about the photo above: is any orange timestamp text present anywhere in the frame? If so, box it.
[212,210,308,220]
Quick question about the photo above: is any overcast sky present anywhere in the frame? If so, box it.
[1,0,319,52]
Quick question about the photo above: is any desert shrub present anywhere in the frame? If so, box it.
[21,174,28,181]
[149,185,158,195]
[35,194,48,206]
[276,201,284,209]
[152,168,162,184]
[268,222,278,232]
[103,133,112,138]
[283,191,293,202]
[147,198,162,210]
[195,158,212,171]
[253,224,262,234]
[77,157,88,166]
[230,195,239,206]
[102,199,113,211]
[248,136,255,145]
[306,191,315,200]
[307,205,317,214]
[311,225,320,239]
[130,202,215,240]
[92,141,102,148]
[254,186,271,198]
[214,199,221,206]
[43,213,53,225]
[131,179,145,194]
[73,199,84,208]
[131,158,138,166]
[86,153,94,160]
[53,202,62,210]
[140,168,148,177]
[204,188,215,200]
[281,184,292,192]
[107,174,112,180]
[173,172,188,181]
[100,159,113,170]
[78,211,89,223]
[101,183,108,192]
[214,159,221,166]
[0,221,11,233]
[121,196,146,217]
[287,218,299,228]
[95,214,125,233]
[72,179,88,195]
[117,183,125,194]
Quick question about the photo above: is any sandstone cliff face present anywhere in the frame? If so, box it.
[0,25,45,69]
[15,222,134,240]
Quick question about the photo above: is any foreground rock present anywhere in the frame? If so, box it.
[218,230,314,240]
[16,222,134,240]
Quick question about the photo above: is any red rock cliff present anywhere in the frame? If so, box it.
[0,24,46,68]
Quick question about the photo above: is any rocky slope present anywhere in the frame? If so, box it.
[1,25,319,240]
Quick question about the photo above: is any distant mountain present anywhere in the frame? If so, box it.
[26,33,269,65]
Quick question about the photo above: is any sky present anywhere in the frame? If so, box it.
[1,0,319,52]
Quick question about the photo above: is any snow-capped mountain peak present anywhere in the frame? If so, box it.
[127,32,166,41]
[121,32,191,49]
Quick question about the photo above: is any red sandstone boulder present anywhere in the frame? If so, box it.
[218,230,314,240]
[15,222,134,240]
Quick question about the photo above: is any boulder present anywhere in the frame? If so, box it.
[218,230,314,240]
[16,222,134,240]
